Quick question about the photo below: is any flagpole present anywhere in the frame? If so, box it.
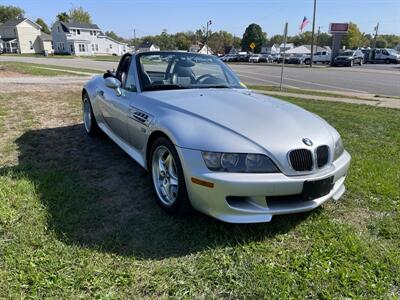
[310,0,317,67]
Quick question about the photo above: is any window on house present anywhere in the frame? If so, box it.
[91,44,95,51]
[57,26,60,32]
[51,41,54,49]
[77,29,80,35]
[29,41,33,50]
[96,44,99,51]
[110,44,112,49]
[70,44,74,52]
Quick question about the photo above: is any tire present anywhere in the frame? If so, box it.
[82,92,101,137]
[385,58,390,64]
[304,59,310,65]
[349,60,354,67]
[359,59,363,66]
[150,137,191,216]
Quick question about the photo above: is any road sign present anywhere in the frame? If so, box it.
[329,23,349,34]
[249,42,256,50]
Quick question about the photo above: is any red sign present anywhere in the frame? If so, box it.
[329,23,349,33]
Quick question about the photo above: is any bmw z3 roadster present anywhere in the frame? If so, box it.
[82,51,351,223]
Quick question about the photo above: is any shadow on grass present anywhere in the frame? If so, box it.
[2,124,319,259]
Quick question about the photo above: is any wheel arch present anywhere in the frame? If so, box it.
[146,130,176,170]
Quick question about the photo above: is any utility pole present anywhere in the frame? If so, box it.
[373,22,379,49]
[206,20,212,54]
[280,22,288,91]
[310,0,317,67]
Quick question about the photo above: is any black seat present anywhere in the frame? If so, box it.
[171,60,195,86]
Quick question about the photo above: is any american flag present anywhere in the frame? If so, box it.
[299,17,310,32]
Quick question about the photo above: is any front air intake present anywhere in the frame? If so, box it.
[316,145,329,168]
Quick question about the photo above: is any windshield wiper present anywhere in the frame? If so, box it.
[142,84,187,91]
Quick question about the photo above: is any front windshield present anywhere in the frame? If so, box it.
[388,49,397,55]
[341,51,354,56]
[138,52,244,91]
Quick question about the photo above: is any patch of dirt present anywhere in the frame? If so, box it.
[0,65,27,77]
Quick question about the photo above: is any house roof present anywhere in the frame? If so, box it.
[303,45,329,52]
[60,21,100,30]
[0,18,41,30]
[1,37,17,42]
[1,18,26,26]
[40,32,52,41]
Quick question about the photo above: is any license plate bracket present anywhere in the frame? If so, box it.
[302,176,334,201]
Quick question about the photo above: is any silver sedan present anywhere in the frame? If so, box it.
[82,51,351,223]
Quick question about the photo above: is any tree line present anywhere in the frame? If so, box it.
[1,4,399,53]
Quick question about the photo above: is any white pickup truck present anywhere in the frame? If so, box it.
[304,51,331,64]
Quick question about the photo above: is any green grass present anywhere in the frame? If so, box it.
[0,62,100,76]
[0,90,399,298]
[79,55,122,62]
[249,85,374,99]
[2,53,75,59]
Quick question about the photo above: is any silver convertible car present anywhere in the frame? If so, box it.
[82,51,351,223]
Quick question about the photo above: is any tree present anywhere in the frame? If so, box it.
[105,31,127,43]
[317,32,332,46]
[208,30,234,54]
[241,23,266,53]
[174,32,191,50]
[157,29,176,50]
[36,18,50,34]
[269,34,283,46]
[342,23,364,49]
[0,5,24,23]
[233,36,242,48]
[69,6,92,24]
[56,12,70,22]
[375,39,387,48]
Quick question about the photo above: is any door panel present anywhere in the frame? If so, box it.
[98,86,131,142]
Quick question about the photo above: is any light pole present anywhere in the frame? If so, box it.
[310,0,317,67]
[206,20,212,54]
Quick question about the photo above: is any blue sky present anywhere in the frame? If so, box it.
[4,0,400,38]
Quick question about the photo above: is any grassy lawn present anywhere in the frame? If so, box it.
[1,53,75,59]
[249,85,382,100]
[0,62,100,76]
[0,89,399,298]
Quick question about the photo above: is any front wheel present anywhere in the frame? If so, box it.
[349,60,354,67]
[150,137,191,216]
[82,93,100,137]
[304,59,310,65]
[385,58,390,64]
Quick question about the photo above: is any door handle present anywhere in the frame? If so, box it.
[96,89,104,96]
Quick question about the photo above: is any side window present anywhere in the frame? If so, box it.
[382,50,388,55]
[124,59,137,92]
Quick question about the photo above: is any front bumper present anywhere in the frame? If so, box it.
[177,147,351,223]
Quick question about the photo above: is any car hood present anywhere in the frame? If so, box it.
[335,55,352,59]
[145,89,336,155]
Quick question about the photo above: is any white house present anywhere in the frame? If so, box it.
[138,41,160,52]
[189,43,214,55]
[261,43,280,54]
[51,21,128,56]
[0,18,52,54]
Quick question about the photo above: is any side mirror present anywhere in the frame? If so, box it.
[104,77,122,96]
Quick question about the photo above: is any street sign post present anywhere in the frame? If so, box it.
[329,23,349,65]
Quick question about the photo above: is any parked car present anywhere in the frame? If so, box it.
[82,51,351,223]
[287,53,308,64]
[249,54,262,63]
[333,50,364,67]
[366,48,400,64]
[259,53,273,63]
[270,53,280,63]
[277,53,291,64]
[304,51,331,65]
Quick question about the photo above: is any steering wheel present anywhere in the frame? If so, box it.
[196,74,215,84]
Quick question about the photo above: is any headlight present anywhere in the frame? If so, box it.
[202,152,280,173]
[333,138,344,161]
